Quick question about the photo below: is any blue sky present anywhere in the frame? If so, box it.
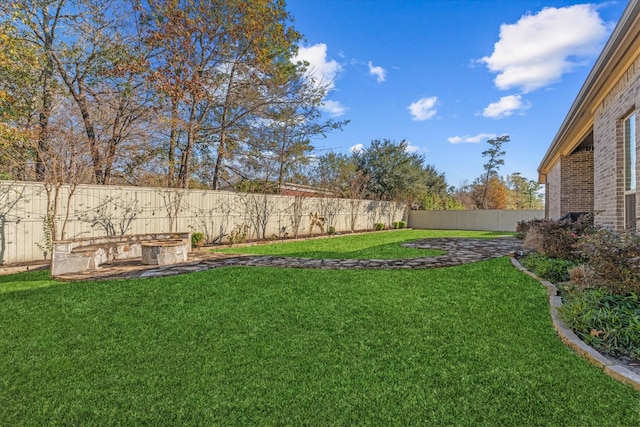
[285,0,628,188]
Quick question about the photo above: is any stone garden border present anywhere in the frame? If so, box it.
[510,256,640,391]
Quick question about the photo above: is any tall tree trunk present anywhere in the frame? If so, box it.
[76,94,102,184]
[103,96,128,184]
[277,130,287,192]
[168,97,178,188]
[212,61,237,190]
[52,54,103,184]
[178,98,197,189]
[212,125,226,190]
[35,8,57,181]
[36,54,53,181]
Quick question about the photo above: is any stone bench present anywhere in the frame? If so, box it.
[51,232,191,277]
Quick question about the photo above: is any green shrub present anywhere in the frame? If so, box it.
[574,229,640,294]
[191,231,205,248]
[392,221,406,229]
[327,226,336,235]
[374,223,385,231]
[559,287,640,359]
[519,253,578,283]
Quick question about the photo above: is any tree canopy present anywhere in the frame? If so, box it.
[0,3,543,210]
[0,0,341,189]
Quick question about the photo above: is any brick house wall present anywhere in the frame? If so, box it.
[560,149,594,217]
[593,55,640,230]
[544,149,593,221]
[546,162,561,220]
[539,1,640,232]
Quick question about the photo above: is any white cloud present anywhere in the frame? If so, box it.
[350,143,365,153]
[480,5,608,92]
[405,142,419,153]
[367,61,386,83]
[293,43,348,117]
[293,43,343,91]
[482,95,530,119]
[448,133,497,144]
[320,100,348,117]
[408,96,438,121]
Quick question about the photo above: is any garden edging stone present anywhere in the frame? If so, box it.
[510,256,640,391]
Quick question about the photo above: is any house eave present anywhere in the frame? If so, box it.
[537,0,640,182]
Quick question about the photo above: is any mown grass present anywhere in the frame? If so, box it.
[212,229,510,259]
[1,258,639,425]
[0,269,60,294]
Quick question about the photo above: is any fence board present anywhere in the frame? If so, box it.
[1,181,546,265]
[408,210,544,232]
[0,181,404,265]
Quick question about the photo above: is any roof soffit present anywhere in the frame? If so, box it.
[538,0,640,180]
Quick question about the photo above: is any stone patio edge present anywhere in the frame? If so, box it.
[510,256,640,392]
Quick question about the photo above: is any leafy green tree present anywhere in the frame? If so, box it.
[506,172,543,209]
[353,139,456,211]
[0,20,41,179]
[354,139,423,202]
[314,152,358,196]
[1,0,65,181]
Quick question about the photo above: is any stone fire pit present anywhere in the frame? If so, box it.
[141,239,189,266]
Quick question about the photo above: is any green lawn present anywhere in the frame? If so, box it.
[1,251,639,425]
[212,229,510,259]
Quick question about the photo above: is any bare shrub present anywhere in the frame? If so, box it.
[568,264,589,286]
[521,214,595,260]
[516,218,541,240]
[575,229,640,294]
[522,225,544,254]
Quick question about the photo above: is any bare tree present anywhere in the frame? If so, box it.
[0,183,26,264]
[242,192,282,240]
[289,194,307,238]
[32,102,92,257]
[348,171,369,232]
[159,188,185,232]
[318,196,341,232]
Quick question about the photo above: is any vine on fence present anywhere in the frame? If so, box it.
[80,196,142,236]
[309,212,326,235]
[36,214,55,259]
[229,223,249,245]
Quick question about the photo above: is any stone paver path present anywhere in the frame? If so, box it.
[56,237,522,281]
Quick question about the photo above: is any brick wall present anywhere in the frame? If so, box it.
[592,55,640,230]
[546,161,562,220]
[560,149,594,216]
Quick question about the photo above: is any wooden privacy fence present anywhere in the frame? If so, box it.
[408,209,544,232]
[0,181,404,265]
[0,181,544,265]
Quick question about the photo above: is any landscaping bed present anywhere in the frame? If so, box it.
[518,215,640,371]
